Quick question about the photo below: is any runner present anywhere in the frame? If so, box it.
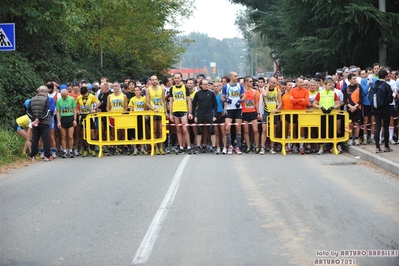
[169,73,193,154]
[222,71,245,155]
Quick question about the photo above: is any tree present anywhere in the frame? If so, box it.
[0,0,192,124]
[235,9,273,76]
[178,32,247,78]
[230,0,399,76]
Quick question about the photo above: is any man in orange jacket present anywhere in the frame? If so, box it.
[289,77,309,154]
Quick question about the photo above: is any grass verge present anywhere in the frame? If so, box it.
[0,124,27,167]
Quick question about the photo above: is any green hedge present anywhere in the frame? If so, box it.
[0,125,26,166]
[0,53,43,125]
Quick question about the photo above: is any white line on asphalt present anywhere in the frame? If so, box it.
[132,155,191,264]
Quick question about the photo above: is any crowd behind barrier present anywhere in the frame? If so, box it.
[16,64,398,161]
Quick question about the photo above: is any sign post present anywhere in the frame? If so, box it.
[0,23,16,51]
[257,66,265,76]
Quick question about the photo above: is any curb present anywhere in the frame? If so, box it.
[345,146,399,177]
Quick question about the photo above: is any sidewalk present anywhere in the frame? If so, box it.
[344,143,399,176]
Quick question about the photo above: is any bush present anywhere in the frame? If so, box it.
[0,53,43,125]
[0,125,26,166]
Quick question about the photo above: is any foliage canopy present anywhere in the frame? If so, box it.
[231,0,399,76]
[0,0,192,124]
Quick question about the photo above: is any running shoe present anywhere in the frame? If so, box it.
[235,147,242,155]
[82,150,88,157]
[227,145,233,155]
[362,138,368,145]
[66,152,71,158]
[222,147,227,154]
[347,139,353,146]
[201,146,207,153]
[244,146,251,153]
[269,148,276,154]
[74,149,80,157]
[354,139,360,146]
[214,147,221,155]
[259,148,265,155]
[292,146,299,154]
[317,146,324,155]
[337,144,343,154]
[43,156,54,162]
[133,148,138,156]
[275,145,282,152]
[107,148,115,156]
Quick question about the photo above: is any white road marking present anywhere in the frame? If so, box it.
[132,155,190,264]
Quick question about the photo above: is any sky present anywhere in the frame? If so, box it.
[177,0,244,40]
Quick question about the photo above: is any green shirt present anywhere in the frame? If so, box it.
[56,96,76,117]
[319,89,336,109]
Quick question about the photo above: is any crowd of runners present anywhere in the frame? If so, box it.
[16,63,398,161]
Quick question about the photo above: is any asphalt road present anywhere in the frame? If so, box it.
[1,153,398,266]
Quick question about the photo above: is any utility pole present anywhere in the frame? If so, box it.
[379,0,386,66]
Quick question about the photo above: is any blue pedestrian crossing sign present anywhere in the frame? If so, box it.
[0,23,16,51]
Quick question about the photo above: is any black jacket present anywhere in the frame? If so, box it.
[191,89,217,117]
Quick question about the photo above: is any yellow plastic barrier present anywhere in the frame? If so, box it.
[268,110,351,155]
[83,111,168,157]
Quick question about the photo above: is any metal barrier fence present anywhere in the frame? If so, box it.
[268,110,351,155]
[82,110,350,157]
[83,112,168,157]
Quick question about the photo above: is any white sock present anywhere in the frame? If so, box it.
[389,127,394,140]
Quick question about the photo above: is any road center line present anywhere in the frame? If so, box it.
[132,155,190,264]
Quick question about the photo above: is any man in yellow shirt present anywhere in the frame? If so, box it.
[76,86,101,157]
[106,82,128,155]
[146,75,167,155]
[169,73,193,154]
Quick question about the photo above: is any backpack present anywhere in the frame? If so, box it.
[368,82,386,109]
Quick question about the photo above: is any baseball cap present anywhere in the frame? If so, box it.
[24,99,31,109]
[60,84,68,90]
[314,73,324,79]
